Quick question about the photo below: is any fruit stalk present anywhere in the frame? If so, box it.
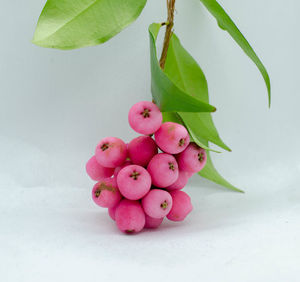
[159,0,176,69]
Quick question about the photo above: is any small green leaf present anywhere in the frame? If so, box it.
[33,0,147,50]
[198,0,271,106]
[163,32,230,152]
[199,149,244,193]
[149,23,216,113]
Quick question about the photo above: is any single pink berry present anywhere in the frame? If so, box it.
[167,190,193,222]
[147,153,179,187]
[128,136,158,167]
[142,189,173,219]
[155,122,190,154]
[128,101,163,135]
[108,205,117,221]
[92,178,122,208]
[114,160,132,178]
[86,156,114,181]
[177,143,207,173]
[117,165,151,200]
[145,215,164,229]
[166,170,190,191]
[115,199,145,234]
[95,137,127,168]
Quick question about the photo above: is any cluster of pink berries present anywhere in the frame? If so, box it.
[86,101,207,234]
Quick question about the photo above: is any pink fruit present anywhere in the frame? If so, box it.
[128,101,163,135]
[117,165,151,200]
[155,122,190,154]
[86,156,114,181]
[108,205,117,221]
[142,189,172,218]
[114,160,132,178]
[128,136,158,167]
[115,199,145,233]
[177,143,207,173]
[95,137,127,168]
[147,153,179,188]
[166,170,190,191]
[92,178,122,208]
[167,190,193,222]
[145,215,164,229]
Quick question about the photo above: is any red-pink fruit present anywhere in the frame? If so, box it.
[95,137,127,168]
[115,199,145,234]
[128,136,158,167]
[117,165,151,200]
[142,189,173,218]
[114,160,132,178]
[128,101,163,135]
[166,170,190,191]
[86,156,114,181]
[92,178,121,208]
[167,190,193,222]
[147,153,179,188]
[155,122,190,154]
[108,205,117,221]
[145,215,164,229]
[177,143,207,173]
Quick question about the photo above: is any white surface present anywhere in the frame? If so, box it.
[0,0,299,281]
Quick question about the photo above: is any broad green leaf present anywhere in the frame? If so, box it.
[162,112,183,124]
[163,33,230,152]
[199,147,244,193]
[149,23,216,113]
[199,0,271,106]
[33,0,147,50]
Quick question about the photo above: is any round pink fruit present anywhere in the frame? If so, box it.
[145,215,164,229]
[108,205,117,221]
[166,170,190,191]
[92,178,122,208]
[167,190,193,222]
[86,156,114,181]
[114,160,132,178]
[128,101,163,135]
[142,189,173,218]
[155,122,190,154]
[147,153,179,188]
[95,137,127,168]
[115,199,145,234]
[177,143,207,173]
[117,165,151,200]
[128,136,158,167]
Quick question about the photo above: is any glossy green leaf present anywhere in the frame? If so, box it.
[149,23,216,113]
[33,0,147,50]
[199,0,271,106]
[163,33,230,152]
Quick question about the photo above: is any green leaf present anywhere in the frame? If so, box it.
[199,0,271,106]
[199,148,244,193]
[163,32,230,152]
[33,0,147,50]
[149,23,216,113]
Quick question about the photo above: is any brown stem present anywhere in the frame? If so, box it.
[159,0,176,69]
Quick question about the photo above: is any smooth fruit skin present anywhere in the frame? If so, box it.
[167,191,193,222]
[95,137,127,168]
[114,160,132,178]
[128,101,163,135]
[117,165,151,200]
[155,122,190,154]
[86,156,114,181]
[115,199,145,233]
[128,136,158,167]
[92,178,122,208]
[147,153,179,188]
[166,170,190,191]
[177,143,207,173]
[108,206,117,221]
[145,215,164,229]
[142,189,173,219]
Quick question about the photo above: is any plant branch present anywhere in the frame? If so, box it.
[159,0,176,69]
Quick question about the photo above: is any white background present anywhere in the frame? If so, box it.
[0,0,299,281]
